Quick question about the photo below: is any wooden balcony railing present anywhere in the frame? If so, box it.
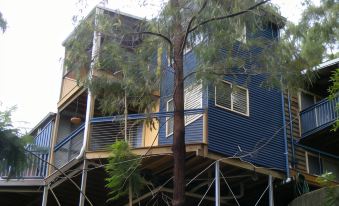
[300,96,339,137]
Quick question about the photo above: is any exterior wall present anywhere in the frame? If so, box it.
[285,93,339,180]
[34,120,55,149]
[208,75,287,171]
[159,50,206,145]
[143,99,160,147]
[60,77,79,100]
[284,94,307,173]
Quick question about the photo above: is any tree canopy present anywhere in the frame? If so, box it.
[67,0,338,204]
[0,105,32,178]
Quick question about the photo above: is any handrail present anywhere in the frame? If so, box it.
[300,96,339,136]
[54,109,205,152]
[300,96,339,114]
[90,109,205,123]
[54,123,85,151]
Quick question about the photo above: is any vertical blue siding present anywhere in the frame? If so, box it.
[158,22,286,171]
[34,120,54,148]
[159,116,204,145]
[159,49,206,145]
[208,74,286,171]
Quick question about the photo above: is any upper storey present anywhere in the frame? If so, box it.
[299,58,339,155]
[58,6,144,109]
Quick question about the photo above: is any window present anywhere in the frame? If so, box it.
[184,33,204,54]
[166,83,203,137]
[215,81,249,116]
[307,154,322,175]
[166,99,174,136]
[236,25,247,43]
[306,153,339,180]
[298,90,322,111]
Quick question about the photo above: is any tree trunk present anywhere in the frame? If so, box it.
[171,1,186,206]
[172,48,186,206]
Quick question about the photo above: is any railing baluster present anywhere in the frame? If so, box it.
[300,97,338,137]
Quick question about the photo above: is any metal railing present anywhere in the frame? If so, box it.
[54,124,84,169]
[53,109,205,167]
[89,117,144,151]
[300,96,339,137]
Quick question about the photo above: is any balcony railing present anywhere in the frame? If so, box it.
[53,109,205,168]
[300,96,339,137]
[0,120,53,179]
[54,124,84,169]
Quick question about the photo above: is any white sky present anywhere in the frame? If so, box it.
[0,0,305,132]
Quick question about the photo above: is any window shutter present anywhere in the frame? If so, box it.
[215,81,249,116]
[184,83,203,124]
[166,99,174,136]
[215,82,232,110]
[166,83,203,137]
[233,86,248,114]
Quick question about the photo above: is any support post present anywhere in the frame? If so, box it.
[268,175,274,206]
[215,161,220,206]
[42,185,49,206]
[124,91,128,143]
[129,179,132,206]
[79,160,88,206]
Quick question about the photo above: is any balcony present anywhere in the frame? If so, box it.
[0,120,53,179]
[300,96,338,137]
[299,96,339,155]
[53,109,206,169]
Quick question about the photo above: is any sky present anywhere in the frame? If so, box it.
[0,0,306,132]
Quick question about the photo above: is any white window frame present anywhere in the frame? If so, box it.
[298,89,322,111]
[166,99,174,137]
[236,24,247,44]
[166,83,203,137]
[215,80,249,116]
[305,152,322,175]
[184,83,203,125]
[305,152,339,179]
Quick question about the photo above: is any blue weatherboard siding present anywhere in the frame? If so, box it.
[207,74,286,171]
[34,120,54,149]
[159,22,286,171]
[159,116,204,145]
[159,50,207,145]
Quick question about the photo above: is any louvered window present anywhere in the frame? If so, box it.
[215,81,249,116]
[166,99,174,136]
[166,83,203,137]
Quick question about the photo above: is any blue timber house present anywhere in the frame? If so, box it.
[1,5,338,206]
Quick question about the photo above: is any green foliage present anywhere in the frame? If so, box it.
[0,11,7,33]
[0,105,32,178]
[298,0,339,61]
[66,8,160,115]
[68,0,314,115]
[316,172,339,206]
[329,68,339,131]
[105,141,144,201]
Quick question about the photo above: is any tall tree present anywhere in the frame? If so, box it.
[289,0,338,130]
[68,0,329,205]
